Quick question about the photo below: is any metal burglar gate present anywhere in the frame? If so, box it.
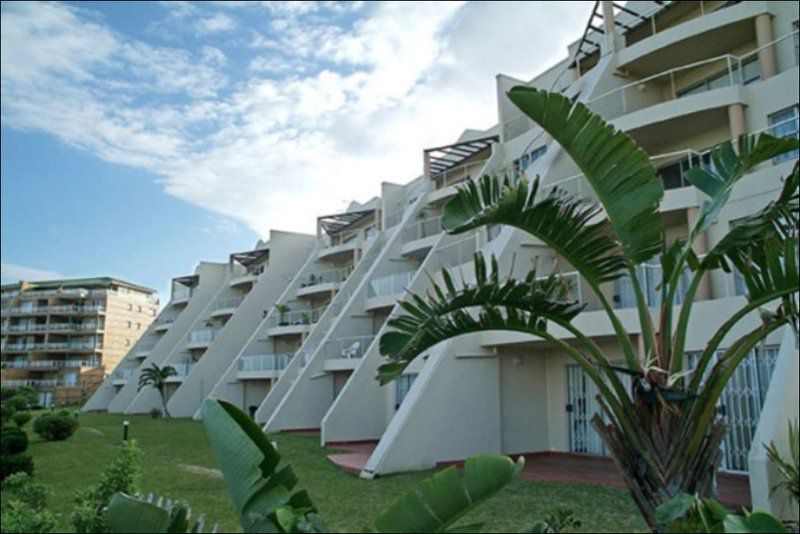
[688,346,779,472]
[566,365,608,456]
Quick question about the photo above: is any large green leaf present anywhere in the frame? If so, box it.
[506,87,663,264]
[442,175,626,284]
[201,399,324,533]
[378,253,583,383]
[106,493,209,533]
[373,455,524,533]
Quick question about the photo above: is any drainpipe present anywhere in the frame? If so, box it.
[754,14,776,80]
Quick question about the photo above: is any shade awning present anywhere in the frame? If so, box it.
[318,209,376,236]
[424,135,498,178]
[230,248,270,267]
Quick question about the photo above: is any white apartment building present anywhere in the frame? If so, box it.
[85,0,799,518]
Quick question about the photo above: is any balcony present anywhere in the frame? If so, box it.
[165,361,195,382]
[317,237,359,262]
[186,329,219,349]
[171,288,193,306]
[236,353,292,379]
[47,322,101,332]
[112,368,136,385]
[229,272,258,289]
[265,308,321,337]
[1,359,97,370]
[428,159,488,204]
[296,267,351,298]
[323,335,375,371]
[365,271,416,311]
[401,215,442,257]
[46,304,106,315]
[210,296,244,318]
[1,379,62,388]
[153,316,176,333]
[133,340,157,358]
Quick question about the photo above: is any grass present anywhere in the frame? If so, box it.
[20,410,647,532]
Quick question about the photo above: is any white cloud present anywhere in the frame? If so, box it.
[196,12,236,35]
[1,1,589,237]
[1,262,64,283]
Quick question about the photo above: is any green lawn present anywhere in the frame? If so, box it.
[21,410,646,532]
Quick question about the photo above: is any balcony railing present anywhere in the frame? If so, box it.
[1,359,96,369]
[112,368,136,381]
[368,271,416,298]
[1,379,61,388]
[266,308,323,328]
[172,288,193,302]
[432,159,488,191]
[299,266,352,288]
[135,340,157,353]
[402,216,442,242]
[212,296,245,311]
[324,335,375,360]
[188,329,218,344]
[238,353,292,372]
[172,362,195,376]
[432,234,478,271]
[588,30,799,120]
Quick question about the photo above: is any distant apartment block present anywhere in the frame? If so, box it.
[1,277,158,406]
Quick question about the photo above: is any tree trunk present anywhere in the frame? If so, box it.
[159,386,171,419]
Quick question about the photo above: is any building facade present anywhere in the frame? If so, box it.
[83,0,799,517]
[1,277,158,406]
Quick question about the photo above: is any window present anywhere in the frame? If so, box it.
[128,303,133,311]
[394,373,418,410]
[769,105,799,163]
[125,339,130,346]
[487,224,502,242]
[127,321,132,329]
[136,322,141,330]
[512,145,546,179]
[138,305,142,313]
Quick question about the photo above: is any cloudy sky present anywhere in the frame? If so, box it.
[1,1,590,295]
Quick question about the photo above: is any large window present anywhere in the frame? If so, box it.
[394,373,418,410]
[769,105,799,163]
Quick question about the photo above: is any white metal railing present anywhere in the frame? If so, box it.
[431,159,488,191]
[188,329,219,344]
[267,307,323,328]
[172,362,195,376]
[155,315,176,327]
[47,304,105,313]
[324,335,375,360]
[403,215,443,242]
[299,266,352,288]
[113,368,136,381]
[238,353,292,372]
[368,271,416,298]
[588,30,799,119]
[433,234,479,271]
[136,340,157,352]
[172,287,193,302]
[1,359,95,369]
[213,296,244,311]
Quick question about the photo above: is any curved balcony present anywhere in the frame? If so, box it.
[186,329,219,350]
[112,368,137,385]
[296,267,351,298]
[365,271,416,311]
[229,272,258,289]
[265,308,321,338]
[153,317,175,333]
[236,353,292,380]
[209,296,244,318]
[165,362,195,382]
[400,216,442,257]
[322,335,375,371]
[317,240,358,262]
[171,288,193,307]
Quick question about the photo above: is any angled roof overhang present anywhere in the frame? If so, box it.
[230,248,270,268]
[173,274,199,288]
[318,209,376,236]
[423,135,499,178]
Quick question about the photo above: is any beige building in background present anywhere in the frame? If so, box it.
[1,277,158,406]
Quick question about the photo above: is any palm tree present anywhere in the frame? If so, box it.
[378,88,799,530]
[137,363,177,419]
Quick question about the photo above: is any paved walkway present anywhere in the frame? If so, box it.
[323,441,751,509]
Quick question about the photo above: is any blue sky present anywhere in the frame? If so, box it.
[0,1,588,300]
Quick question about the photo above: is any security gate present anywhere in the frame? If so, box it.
[566,365,608,456]
[688,346,779,472]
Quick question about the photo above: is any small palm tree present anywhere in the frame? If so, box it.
[137,363,177,419]
[378,88,799,530]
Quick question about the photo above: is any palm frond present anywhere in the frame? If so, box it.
[506,87,664,264]
[442,174,626,284]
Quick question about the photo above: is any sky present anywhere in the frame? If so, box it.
[1,0,590,299]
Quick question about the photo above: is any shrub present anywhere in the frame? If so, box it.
[11,411,32,428]
[1,473,57,533]
[4,394,33,412]
[1,425,28,455]
[1,402,17,424]
[0,388,16,401]
[149,407,162,419]
[33,412,79,441]
[0,453,33,481]
[71,440,141,533]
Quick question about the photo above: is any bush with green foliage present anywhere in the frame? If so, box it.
[765,418,800,506]
[4,388,37,411]
[0,452,33,482]
[656,492,789,533]
[71,440,141,533]
[11,411,32,428]
[0,473,58,533]
[1,402,17,425]
[1,425,28,455]
[33,411,79,441]
[0,388,16,401]
[149,407,162,419]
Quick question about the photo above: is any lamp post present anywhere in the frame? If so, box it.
[122,420,130,441]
